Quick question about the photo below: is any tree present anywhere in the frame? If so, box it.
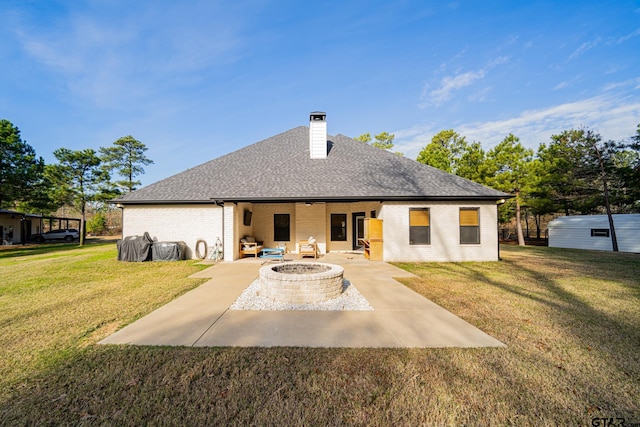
[591,138,619,251]
[484,134,534,246]
[86,211,108,235]
[48,148,111,245]
[605,146,639,212]
[523,158,556,239]
[455,141,488,183]
[539,128,621,250]
[355,131,400,154]
[0,119,47,210]
[371,132,395,150]
[354,133,372,144]
[537,130,598,215]
[100,135,153,193]
[14,173,60,214]
[417,129,465,173]
[416,129,488,183]
[618,123,640,211]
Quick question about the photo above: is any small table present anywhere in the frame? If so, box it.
[260,247,284,261]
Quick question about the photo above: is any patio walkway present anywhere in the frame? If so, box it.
[99,253,504,348]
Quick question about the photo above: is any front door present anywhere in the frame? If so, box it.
[352,212,365,250]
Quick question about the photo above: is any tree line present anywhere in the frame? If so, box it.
[0,119,152,245]
[414,125,640,248]
[5,117,638,248]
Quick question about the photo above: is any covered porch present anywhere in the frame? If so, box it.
[223,201,382,261]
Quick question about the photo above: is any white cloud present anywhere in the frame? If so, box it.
[601,77,640,92]
[468,86,492,102]
[618,28,640,43]
[14,5,243,108]
[421,56,508,107]
[396,93,640,159]
[553,81,569,90]
[462,95,640,148]
[568,37,602,60]
[429,69,486,105]
[605,64,627,74]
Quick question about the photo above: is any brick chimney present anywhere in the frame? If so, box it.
[309,112,327,159]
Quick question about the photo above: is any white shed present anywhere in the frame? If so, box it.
[548,214,640,253]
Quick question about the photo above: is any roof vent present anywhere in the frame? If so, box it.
[309,111,327,159]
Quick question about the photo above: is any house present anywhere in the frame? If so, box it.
[115,112,510,262]
[0,210,41,245]
[548,214,640,253]
[0,209,82,245]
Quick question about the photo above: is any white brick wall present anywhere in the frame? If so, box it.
[122,201,498,262]
[122,205,223,259]
[223,203,235,261]
[379,201,498,262]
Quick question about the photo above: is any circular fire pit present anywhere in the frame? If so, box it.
[259,262,344,304]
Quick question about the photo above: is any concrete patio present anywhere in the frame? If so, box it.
[100,253,505,348]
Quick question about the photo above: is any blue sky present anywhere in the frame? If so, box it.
[2,0,639,186]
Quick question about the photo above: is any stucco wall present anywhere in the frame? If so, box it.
[122,204,222,259]
[379,201,498,262]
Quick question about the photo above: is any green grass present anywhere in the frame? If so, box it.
[0,241,208,392]
[0,244,638,425]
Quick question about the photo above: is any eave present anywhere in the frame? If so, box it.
[113,194,513,206]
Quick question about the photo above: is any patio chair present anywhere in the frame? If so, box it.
[298,239,318,259]
[239,236,263,258]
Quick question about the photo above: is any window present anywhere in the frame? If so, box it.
[331,214,347,241]
[460,208,480,244]
[409,208,430,245]
[591,228,610,237]
[274,214,290,241]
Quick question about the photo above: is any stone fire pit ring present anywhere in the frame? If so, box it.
[259,262,345,304]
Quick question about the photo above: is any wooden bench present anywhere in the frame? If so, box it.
[298,240,318,259]
[239,240,263,258]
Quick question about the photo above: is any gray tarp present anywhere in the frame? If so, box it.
[151,241,186,261]
[117,233,153,262]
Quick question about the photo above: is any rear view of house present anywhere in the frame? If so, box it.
[548,214,640,253]
[115,112,509,262]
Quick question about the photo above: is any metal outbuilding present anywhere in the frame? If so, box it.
[548,214,640,253]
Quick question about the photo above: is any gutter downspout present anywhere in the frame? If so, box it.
[212,199,234,262]
[497,199,506,261]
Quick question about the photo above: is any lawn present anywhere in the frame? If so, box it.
[0,243,638,425]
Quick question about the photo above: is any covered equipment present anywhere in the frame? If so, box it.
[117,232,153,262]
[151,241,186,261]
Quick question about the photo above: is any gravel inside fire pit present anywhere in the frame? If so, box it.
[229,279,373,311]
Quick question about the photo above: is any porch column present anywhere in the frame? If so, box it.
[223,203,236,261]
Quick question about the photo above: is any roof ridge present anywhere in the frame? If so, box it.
[116,124,509,203]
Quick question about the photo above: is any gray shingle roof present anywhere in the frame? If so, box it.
[116,126,509,204]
